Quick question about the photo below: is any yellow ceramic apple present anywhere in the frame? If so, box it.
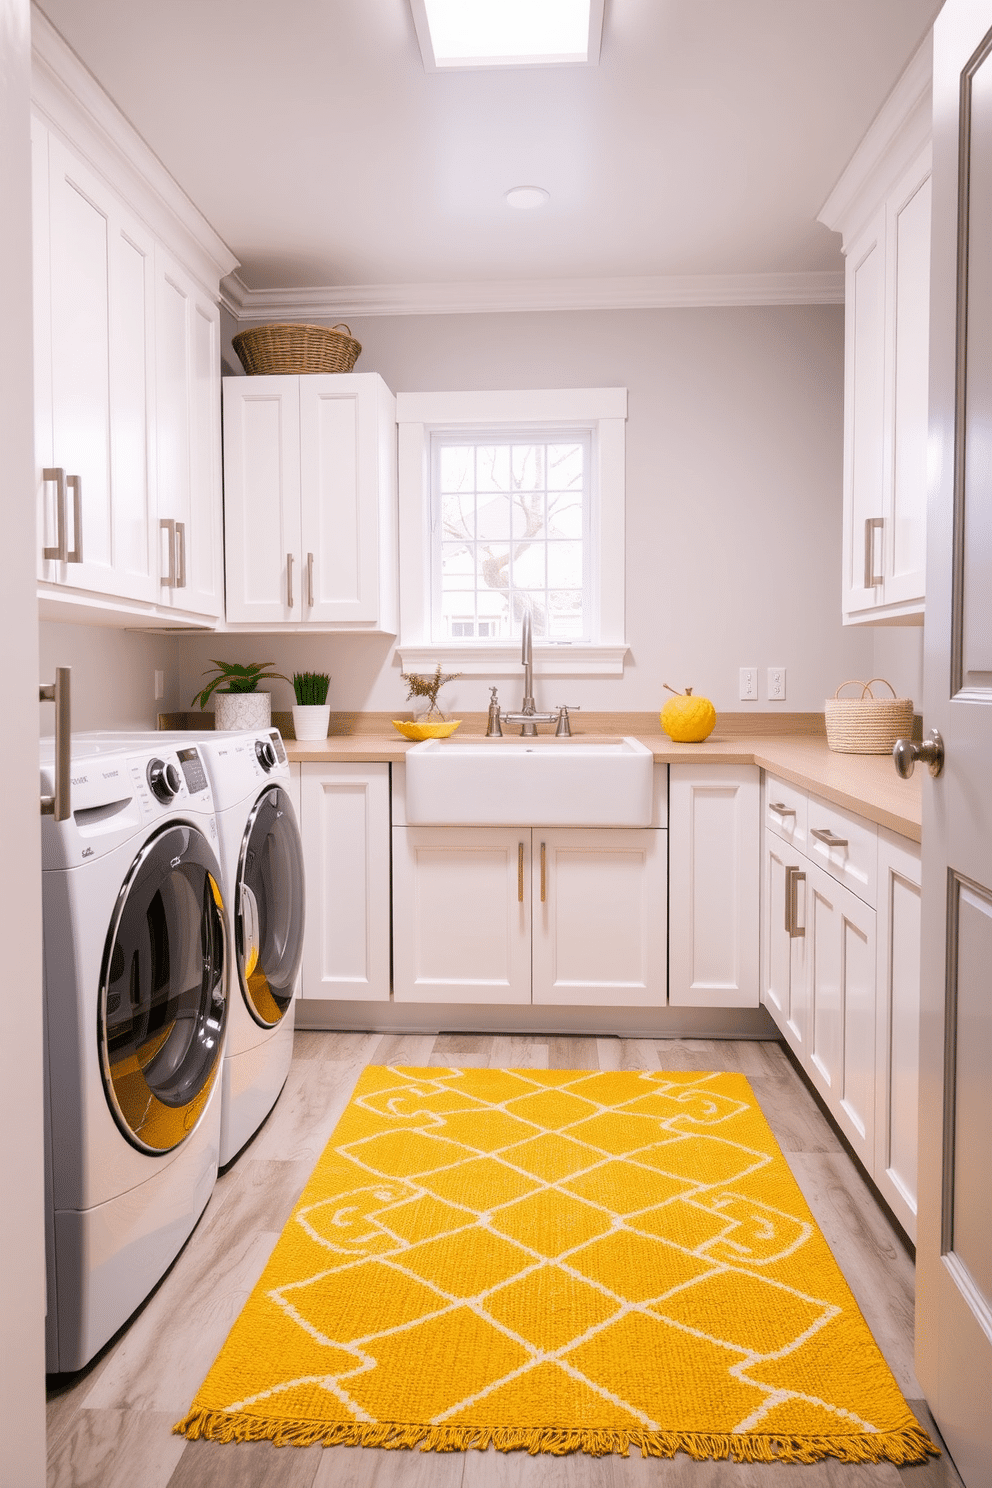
[660,684,716,742]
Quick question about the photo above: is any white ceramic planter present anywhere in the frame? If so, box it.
[214,691,272,732]
[292,704,331,740]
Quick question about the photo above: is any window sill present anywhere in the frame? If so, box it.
[396,643,629,677]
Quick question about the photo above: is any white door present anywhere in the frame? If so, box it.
[223,376,302,624]
[842,206,887,619]
[760,833,808,1057]
[299,764,390,1001]
[874,829,921,1241]
[531,828,666,1007]
[299,375,379,623]
[916,4,992,1479]
[392,826,532,1004]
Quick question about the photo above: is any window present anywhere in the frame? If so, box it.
[397,389,628,678]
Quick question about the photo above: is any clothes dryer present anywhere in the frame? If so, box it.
[95,729,306,1165]
[40,737,228,1372]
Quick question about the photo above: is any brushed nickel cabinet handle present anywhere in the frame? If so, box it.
[811,827,849,849]
[307,551,314,608]
[42,467,67,561]
[66,474,83,563]
[160,517,176,587]
[175,521,186,588]
[39,667,71,821]
[864,516,883,588]
[287,552,294,609]
[768,801,796,818]
[518,842,524,903]
[785,865,806,938]
[540,841,547,903]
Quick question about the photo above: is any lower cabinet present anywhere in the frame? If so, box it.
[391,825,667,1006]
[760,774,921,1238]
[298,762,391,1001]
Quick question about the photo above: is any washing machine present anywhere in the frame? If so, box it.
[40,736,228,1372]
[87,729,306,1166]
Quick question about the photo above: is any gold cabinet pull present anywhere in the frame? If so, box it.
[540,841,547,903]
[518,842,524,902]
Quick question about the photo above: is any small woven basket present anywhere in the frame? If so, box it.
[232,322,361,376]
[824,678,914,754]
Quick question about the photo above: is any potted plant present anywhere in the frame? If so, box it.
[291,671,331,740]
[191,660,289,732]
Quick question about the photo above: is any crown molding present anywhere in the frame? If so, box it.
[818,32,933,246]
[220,269,844,323]
[31,5,239,294]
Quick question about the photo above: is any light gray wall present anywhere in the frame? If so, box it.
[39,620,188,732]
[202,302,873,720]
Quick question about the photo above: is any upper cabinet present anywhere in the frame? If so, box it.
[819,38,932,626]
[31,12,237,628]
[223,373,398,632]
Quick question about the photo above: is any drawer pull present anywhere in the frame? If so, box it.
[785,865,806,938]
[540,841,547,903]
[518,842,524,903]
[769,801,796,818]
[811,827,849,849]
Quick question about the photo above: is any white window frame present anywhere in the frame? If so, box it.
[396,388,628,677]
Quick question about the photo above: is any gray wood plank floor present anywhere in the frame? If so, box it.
[45,1032,965,1487]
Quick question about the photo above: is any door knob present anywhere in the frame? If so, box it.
[893,728,944,779]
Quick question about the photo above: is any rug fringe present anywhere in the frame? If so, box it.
[173,1410,939,1465]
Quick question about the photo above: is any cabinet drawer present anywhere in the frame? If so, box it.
[763,774,808,852]
[806,791,877,905]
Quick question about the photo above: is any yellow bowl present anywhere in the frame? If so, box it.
[391,719,462,741]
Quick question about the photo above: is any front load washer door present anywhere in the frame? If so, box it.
[99,823,227,1154]
[236,785,305,1027]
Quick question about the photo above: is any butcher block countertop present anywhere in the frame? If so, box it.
[282,713,922,843]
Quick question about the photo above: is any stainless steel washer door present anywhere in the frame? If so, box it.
[98,823,227,1153]
[236,785,305,1027]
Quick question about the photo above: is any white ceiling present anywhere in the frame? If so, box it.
[34,0,943,304]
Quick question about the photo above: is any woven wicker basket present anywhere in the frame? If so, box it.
[824,678,914,755]
[232,322,361,376]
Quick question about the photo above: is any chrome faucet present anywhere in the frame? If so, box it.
[499,608,565,737]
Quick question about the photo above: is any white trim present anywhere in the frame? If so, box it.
[30,6,238,295]
[397,389,627,672]
[220,270,844,322]
[818,33,933,249]
[396,644,628,677]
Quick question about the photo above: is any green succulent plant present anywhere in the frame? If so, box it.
[292,671,331,706]
[191,660,290,710]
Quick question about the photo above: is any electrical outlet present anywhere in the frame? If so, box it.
[739,666,758,702]
[767,667,786,701]
[154,670,165,701]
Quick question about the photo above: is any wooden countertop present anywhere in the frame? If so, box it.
[285,729,922,842]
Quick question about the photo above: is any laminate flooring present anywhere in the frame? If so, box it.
[46,1033,964,1487]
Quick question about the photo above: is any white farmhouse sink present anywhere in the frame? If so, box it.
[404,736,654,826]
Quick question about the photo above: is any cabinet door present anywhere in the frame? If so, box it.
[392,826,532,1003]
[874,829,921,1239]
[155,252,223,618]
[532,828,667,1007]
[807,862,876,1167]
[299,763,390,1001]
[669,765,759,1007]
[760,833,808,1057]
[884,156,931,611]
[298,374,391,624]
[842,207,887,621]
[223,376,302,623]
[41,134,156,603]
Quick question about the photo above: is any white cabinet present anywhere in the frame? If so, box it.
[760,772,921,1238]
[34,124,158,607]
[819,46,932,625]
[668,765,760,1008]
[392,825,667,1007]
[154,251,224,620]
[223,373,398,631]
[298,763,391,1002]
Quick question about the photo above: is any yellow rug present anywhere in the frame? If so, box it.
[175,1066,938,1465]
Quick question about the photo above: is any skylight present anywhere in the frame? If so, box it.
[411,0,604,71]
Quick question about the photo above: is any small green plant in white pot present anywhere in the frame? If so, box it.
[291,672,331,740]
[192,660,289,732]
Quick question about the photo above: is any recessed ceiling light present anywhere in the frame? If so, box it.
[505,186,551,211]
[410,0,604,71]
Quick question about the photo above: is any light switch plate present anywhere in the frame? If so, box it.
[739,666,758,702]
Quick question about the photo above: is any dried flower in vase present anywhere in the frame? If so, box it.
[401,663,461,721]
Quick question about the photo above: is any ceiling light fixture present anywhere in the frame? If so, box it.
[410,0,604,71]
[505,186,551,210]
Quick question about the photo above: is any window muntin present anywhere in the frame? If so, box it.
[432,430,591,642]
